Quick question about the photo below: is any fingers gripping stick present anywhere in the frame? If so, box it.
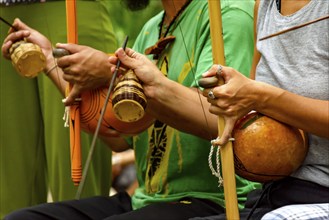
[198,65,223,88]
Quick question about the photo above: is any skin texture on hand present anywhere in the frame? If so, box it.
[2,18,53,64]
[201,64,329,142]
[201,64,258,145]
[1,18,115,106]
[1,18,137,151]
[1,18,68,96]
[108,47,166,99]
[55,43,114,105]
[108,48,220,141]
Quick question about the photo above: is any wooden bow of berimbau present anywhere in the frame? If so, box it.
[65,0,82,186]
[207,0,239,219]
[166,0,239,217]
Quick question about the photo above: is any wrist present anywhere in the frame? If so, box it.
[44,52,58,76]
[252,81,267,111]
[253,81,283,113]
[45,63,58,76]
[144,74,168,100]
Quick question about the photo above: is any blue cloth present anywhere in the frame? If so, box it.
[261,203,329,220]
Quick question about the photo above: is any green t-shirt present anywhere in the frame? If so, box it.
[130,0,259,210]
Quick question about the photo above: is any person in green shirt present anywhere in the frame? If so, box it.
[3,0,260,219]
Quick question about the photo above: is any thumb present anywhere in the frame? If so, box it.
[213,117,236,146]
[55,43,81,55]
[13,18,31,32]
[220,66,237,85]
[63,85,81,106]
[116,48,138,70]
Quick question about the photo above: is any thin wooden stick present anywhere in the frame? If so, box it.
[260,15,329,41]
[0,16,17,31]
[208,1,240,219]
[75,36,129,199]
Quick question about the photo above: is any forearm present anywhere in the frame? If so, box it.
[44,57,67,97]
[146,78,218,140]
[255,82,329,138]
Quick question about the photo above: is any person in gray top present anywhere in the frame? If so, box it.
[193,0,329,219]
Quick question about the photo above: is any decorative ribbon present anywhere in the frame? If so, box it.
[65,0,82,186]
[207,1,239,219]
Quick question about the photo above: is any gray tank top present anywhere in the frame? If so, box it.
[256,0,329,187]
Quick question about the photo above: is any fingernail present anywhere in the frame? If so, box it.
[119,48,125,55]
[23,30,30,35]
[202,71,209,77]
[56,43,64,47]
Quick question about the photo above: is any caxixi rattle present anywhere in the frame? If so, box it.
[9,40,46,78]
[0,16,46,78]
[112,69,147,122]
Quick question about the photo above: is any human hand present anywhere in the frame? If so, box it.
[108,47,166,98]
[55,43,113,105]
[201,64,256,145]
[2,18,53,62]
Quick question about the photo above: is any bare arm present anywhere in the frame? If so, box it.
[109,48,219,140]
[147,79,219,140]
[254,82,329,139]
[1,18,67,92]
[1,19,113,103]
[55,43,114,105]
[203,65,329,143]
[249,0,328,138]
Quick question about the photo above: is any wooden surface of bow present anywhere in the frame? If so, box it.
[207,1,239,219]
[65,0,82,186]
